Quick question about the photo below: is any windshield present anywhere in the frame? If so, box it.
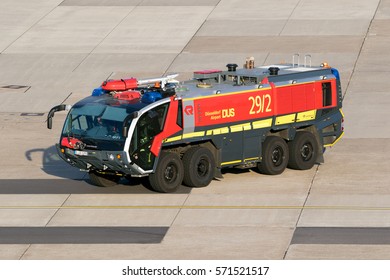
[62,103,128,151]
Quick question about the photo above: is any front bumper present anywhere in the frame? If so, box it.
[56,144,146,176]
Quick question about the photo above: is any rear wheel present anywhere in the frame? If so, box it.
[183,146,215,187]
[149,152,184,193]
[288,131,318,170]
[89,171,120,187]
[257,136,289,175]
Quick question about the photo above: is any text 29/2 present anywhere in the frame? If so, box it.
[215,266,269,276]
[248,94,272,115]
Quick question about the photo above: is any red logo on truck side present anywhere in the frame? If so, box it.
[184,105,194,115]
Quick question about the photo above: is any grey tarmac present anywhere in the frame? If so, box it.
[0,0,389,260]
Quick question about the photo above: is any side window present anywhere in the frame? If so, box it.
[322,82,332,107]
[154,102,170,131]
[176,100,183,127]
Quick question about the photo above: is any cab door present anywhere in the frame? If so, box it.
[129,102,169,171]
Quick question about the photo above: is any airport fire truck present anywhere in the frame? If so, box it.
[47,56,344,193]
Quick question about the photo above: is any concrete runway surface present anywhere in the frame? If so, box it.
[0,0,390,259]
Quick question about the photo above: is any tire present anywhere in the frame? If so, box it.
[89,171,119,187]
[257,136,289,175]
[288,131,318,170]
[149,152,184,193]
[182,146,215,187]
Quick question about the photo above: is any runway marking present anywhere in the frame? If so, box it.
[1,205,390,210]
[291,227,390,245]
[0,227,168,244]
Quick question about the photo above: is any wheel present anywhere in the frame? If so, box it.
[182,146,215,187]
[288,131,318,170]
[257,136,289,175]
[149,152,184,193]
[89,171,120,187]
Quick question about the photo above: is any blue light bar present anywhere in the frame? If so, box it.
[331,68,340,80]
[141,91,162,104]
[91,87,106,96]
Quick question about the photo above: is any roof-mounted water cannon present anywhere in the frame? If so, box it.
[137,73,179,89]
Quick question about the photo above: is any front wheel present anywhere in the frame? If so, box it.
[89,171,120,187]
[149,152,184,193]
[257,136,289,175]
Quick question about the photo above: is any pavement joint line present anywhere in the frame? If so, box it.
[1,4,59,53]
[163,3,220,76]
[169,191,191,227]
[1,205,390,210]
[278,0,302,36]
[342,0,381,99]
[71,6,137,72]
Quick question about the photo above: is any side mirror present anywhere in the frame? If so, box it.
[47,104,70,129]
[47,116,53,129]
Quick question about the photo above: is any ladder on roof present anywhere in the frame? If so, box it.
[293,54,312,68]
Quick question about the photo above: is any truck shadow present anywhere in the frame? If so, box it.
[19,146,190,194]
